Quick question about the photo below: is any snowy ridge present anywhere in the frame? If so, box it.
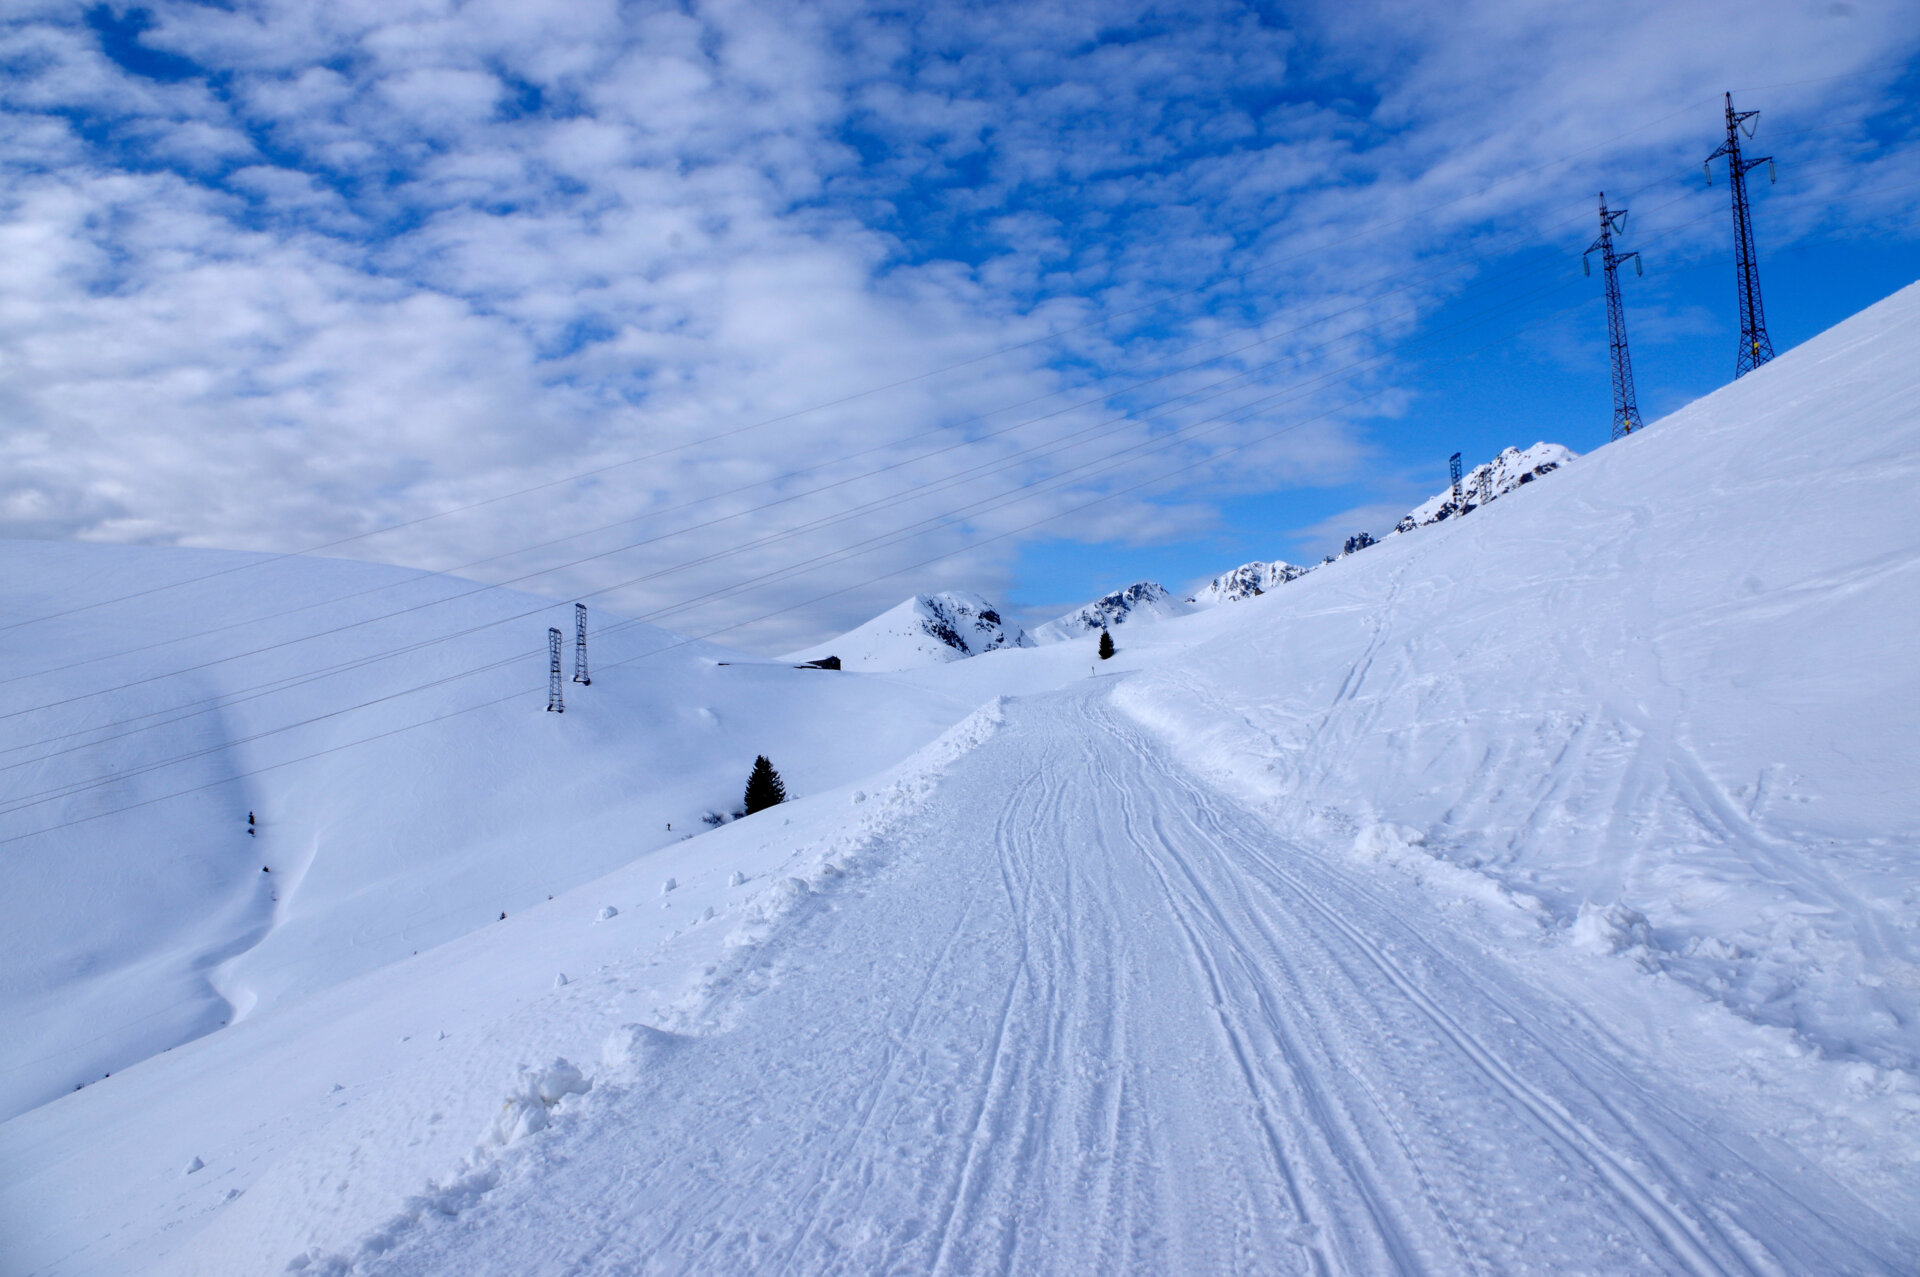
[784,590,1030,671]
[1029,581,1193,644]
[1182,442,1571,608]
[1186,557,1311,606]
[1395,441,1575,531]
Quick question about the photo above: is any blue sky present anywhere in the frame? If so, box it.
[2,1,1917,648]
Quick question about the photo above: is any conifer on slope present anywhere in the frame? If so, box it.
[744,755,787,814]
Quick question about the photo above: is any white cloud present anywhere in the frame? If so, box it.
[0,0,1914,654]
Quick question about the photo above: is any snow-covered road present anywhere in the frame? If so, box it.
[354,684,1904,1275]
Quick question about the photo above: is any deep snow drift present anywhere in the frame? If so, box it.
[4,282,1919,1275]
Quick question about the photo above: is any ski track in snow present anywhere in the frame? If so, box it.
[328,686,1906,1276]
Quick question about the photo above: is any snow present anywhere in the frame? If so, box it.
[4,281,1920,1274]
[783,589,1031,670]
[1186,556,1311,605]
[1393,440,1577,530]
[1028,580,1194,643]
[0,545,976,1122]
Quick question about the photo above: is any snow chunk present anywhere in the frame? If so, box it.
[480,1059,590,1149]
[661,877,677,895]
[727,870,747,887]
[595,905,618,922]
[183,1156,204,1175]
[1571,901,1654,956]
[1353,823,1426,860]
[601,1023,684,1073]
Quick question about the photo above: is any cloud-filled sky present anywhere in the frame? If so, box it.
[3,0,1917,649]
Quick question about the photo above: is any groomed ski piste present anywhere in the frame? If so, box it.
[3,283,1918,1274]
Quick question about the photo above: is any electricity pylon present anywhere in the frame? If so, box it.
[1584,193,1643,442]
[1706,91,1776,377]
[547,627,565,713]
[573,602,591,685]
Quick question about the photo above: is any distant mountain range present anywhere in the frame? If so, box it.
[794,442,1577,669]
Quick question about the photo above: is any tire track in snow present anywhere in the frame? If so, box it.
[1096,737,1339,1274]
[1093,701,1749,1276]
[340,682,1899,1276]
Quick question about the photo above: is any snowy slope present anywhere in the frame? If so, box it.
[1119,288,1920,1079]
[1028,580,1193,644]
[0,545,974,1122]
[783,589,1030,671]
[5,283,1920,1276]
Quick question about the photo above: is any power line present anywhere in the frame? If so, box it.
[0,93,1748,639]
[0,281,1611,845]
[6,170,1916,816]
[9,152,1890,762]
[0,227,1612,728]
[0,267,1617,823]
[0,174,1825,780]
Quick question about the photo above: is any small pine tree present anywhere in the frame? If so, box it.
[743,755,787,814]
[1098,629,1115,660]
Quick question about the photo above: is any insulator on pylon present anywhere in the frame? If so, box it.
[573,602,591,685]
[547,627,565,713]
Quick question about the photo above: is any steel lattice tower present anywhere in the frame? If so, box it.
[1448,452,1463,510]
[573,602,591,685]
[1585,193,1643,442]
[547,627,565,713]
[1707,91,1775,377]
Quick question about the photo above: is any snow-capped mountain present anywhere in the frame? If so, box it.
[1186,558,1312,606]
[785,590,1031,671]
[1395,441,1574,531]
[1030,581,1194,644]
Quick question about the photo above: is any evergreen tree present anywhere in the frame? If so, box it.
[743,755,787,814]
[1098,629,1116,660]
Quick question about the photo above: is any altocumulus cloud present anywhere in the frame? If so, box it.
[1,0,1914,649]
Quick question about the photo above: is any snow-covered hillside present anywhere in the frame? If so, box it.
[1029,580,1193,643]
[783,589,1030,671]
[0,548,975,1122]
[5,283,1920,1276]
[1120,299,1920,1079]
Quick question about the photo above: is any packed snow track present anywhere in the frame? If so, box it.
[352,684,1902,1276]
